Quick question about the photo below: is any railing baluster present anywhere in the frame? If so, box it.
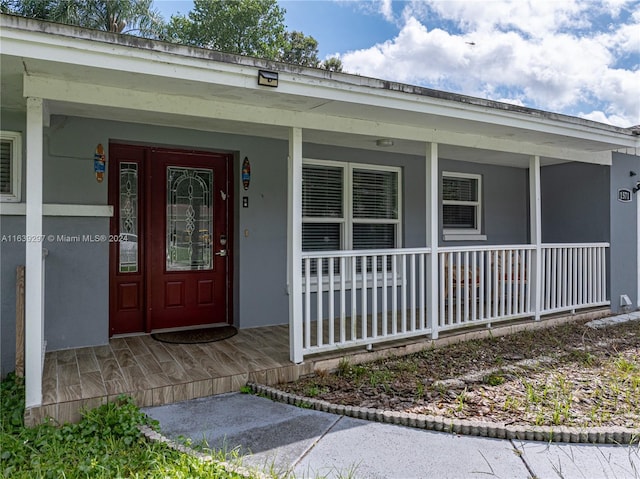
[340,257,346,344]
[410,253,416,331]
[372,254,378,339]
[401,254,407,333]
[317,258,323,347]
[392,254,398,335]
[382,254,388,337]
[447,252,453,326]
[419,253,425,330]
[513,250,520,315]
[362,255,368,340]
[439,253,446,328]
[590,246,594,304]
[463,251,470,323]
[304,257,311,349]
[578,248,583,306]
[492,251,499,318]
[499,250,506,317]
[567,248,573,307]
[600,246,606,302]
[486,251,492,319]
[525,249,531,314]
[519,249,525,314]
[454,252,461,324]
[479,251,485,321]
[328,257,335,345]
[471,251,477,322]
[562,248,568,308]
[549,248,556,310]
[506,249,513,316]
[542,247,548,310]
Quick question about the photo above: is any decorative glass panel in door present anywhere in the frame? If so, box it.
[166,167,213,271]
[119,162,138,273]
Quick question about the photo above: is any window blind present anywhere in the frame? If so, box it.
[352,223,395,250]
[302,223,341,251]
[443,205,476,228]
[443,176,476,202]
[302,165,343,218]
[0,140,11,194]
[352,169,398,219]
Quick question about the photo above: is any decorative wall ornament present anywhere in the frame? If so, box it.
[242,156,251,190]
[94,143,106,182]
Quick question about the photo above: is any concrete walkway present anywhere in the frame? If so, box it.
[143,393,640,479]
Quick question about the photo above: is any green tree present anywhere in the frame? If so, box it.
[279,30,319,67]
[321,56,343,72]
[165,0,287,59]
[164,0,322,67]
[2,0,164,37]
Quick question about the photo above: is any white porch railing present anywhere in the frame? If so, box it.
[438,245,535,331]
[301,248,432,355]
[298,243,609,359]
[540,243,609,314]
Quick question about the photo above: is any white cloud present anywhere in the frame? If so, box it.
[339,1,640,127]
[378,0,394,22]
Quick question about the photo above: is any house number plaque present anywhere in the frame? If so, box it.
[618,189,632,203]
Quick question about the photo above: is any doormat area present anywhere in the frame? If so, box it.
[151,325,238,344]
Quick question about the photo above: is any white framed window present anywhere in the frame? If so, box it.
[302,159,402,253]
[442,171,484,240]
[0,131,22,202]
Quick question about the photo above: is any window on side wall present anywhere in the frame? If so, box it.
[0,131,21,202]
[442,172,485,240]
[302,159,401,254]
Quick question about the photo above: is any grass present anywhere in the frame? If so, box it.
[0,373,256,478]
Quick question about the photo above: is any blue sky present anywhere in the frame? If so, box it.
[154,1,639,128]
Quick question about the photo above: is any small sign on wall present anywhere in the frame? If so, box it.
[618,189,632,202]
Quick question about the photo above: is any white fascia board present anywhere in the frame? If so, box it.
[3,26,635,151]
[24,74,612,165]
[282,78,633,149]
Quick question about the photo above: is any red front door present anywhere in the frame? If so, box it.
[109,144,233,335]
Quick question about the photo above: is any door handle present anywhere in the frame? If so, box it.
[215,249,227,257]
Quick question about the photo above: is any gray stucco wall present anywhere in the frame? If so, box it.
[610,152,640,312]
[0,216,25,377]
[1,110,26,377]
[541,163,610,243]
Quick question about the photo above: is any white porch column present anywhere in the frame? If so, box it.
[287,127,304,363]
[529,155,542,321]
[426,142,439,339]
[25,97,44,408]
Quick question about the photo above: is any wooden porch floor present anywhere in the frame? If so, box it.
[27,324,317,425]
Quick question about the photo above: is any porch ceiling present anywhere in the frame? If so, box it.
[2,21,636,167]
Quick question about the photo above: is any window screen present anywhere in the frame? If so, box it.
[442,173,481,232]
